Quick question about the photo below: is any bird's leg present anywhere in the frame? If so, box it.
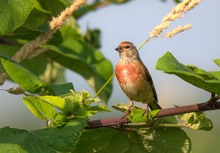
[142,103,149,116]
[142,101,153,121]
[122,98,133,119]
[128,98,133,112]
[145,103,152,120]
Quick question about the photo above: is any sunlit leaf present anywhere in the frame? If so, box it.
[1,57,50,94]
[0,44,48,77]
[112,103,130,113]
[38,90,110,119]
[53,113,67,127]
[23,96,56,120]
[156,52,220,95]
[213,59,220,68]
[38,95,66,111]
[112,103,160,122]
[128,108,147,123]
[178,112,213,131]
[86,105,111,116]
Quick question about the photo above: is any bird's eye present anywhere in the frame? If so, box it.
[124,45,130,49]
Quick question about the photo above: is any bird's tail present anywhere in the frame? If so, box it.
[149,100,162,110]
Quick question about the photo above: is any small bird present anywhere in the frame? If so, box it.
[115,41,161,114]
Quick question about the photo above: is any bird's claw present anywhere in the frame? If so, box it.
[121,105,133,119]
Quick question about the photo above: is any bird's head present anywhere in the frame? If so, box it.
[115,41,139,59]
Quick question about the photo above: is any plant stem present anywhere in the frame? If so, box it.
[94,73,115,99]
[137,37,151,51]
[157,123,185,128]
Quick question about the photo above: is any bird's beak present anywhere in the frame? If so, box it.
[115,46,122,52]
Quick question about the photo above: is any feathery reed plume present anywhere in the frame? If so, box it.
[148,0,200,40]
[162,0,201,23]
[149,21,170,38]
[12,0,85,63]
[164,24,192,38]
[0,0,85,85]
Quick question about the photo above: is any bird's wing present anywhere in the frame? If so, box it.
[140,60,162,109]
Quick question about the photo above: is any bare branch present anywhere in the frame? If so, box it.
[87,99,220,129]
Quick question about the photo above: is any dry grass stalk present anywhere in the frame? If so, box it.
[7,87,26,95]
[12,0,85,63]
[0,0,85,85]
[164,24,192,38]
[0,72,8,85]
[12,34,53,62]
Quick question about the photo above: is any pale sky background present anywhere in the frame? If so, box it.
[1,1,220,152]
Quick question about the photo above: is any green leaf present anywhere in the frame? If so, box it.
[38,90,109,118]
[112,103,131,112]
[0,0,33,34]
[46,25,113,102]
[86,105,111,116]
[74,2,102,19]
[39,61,66,84]
[37,118,86,152]
[38,95,66,111]
[210,71,220,81]
[74,0,131,19]
[112,103,160,123]
[0,127,54,153]
[128,108,160,123]
[73,128,131,153]
[156,52,220,95]
[23,96,56,120]
[53,113,67,127]
[0,119,86,152]
[0,57,50,94]
[49,82,74,95]
[178,112,213,131]
[0,44,48,77]
[140,127,191,153]
[37,0,69,16]
[84,28,101,49]
[158,116,178,124]
[128,108,147,123]
[73,127,191,153]
[2,0,63,42]
[22,7,50,32]
[214,59,220,67]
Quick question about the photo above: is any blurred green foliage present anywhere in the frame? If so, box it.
[0,0,219,153]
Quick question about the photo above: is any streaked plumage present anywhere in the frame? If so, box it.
[115,41,161,110]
